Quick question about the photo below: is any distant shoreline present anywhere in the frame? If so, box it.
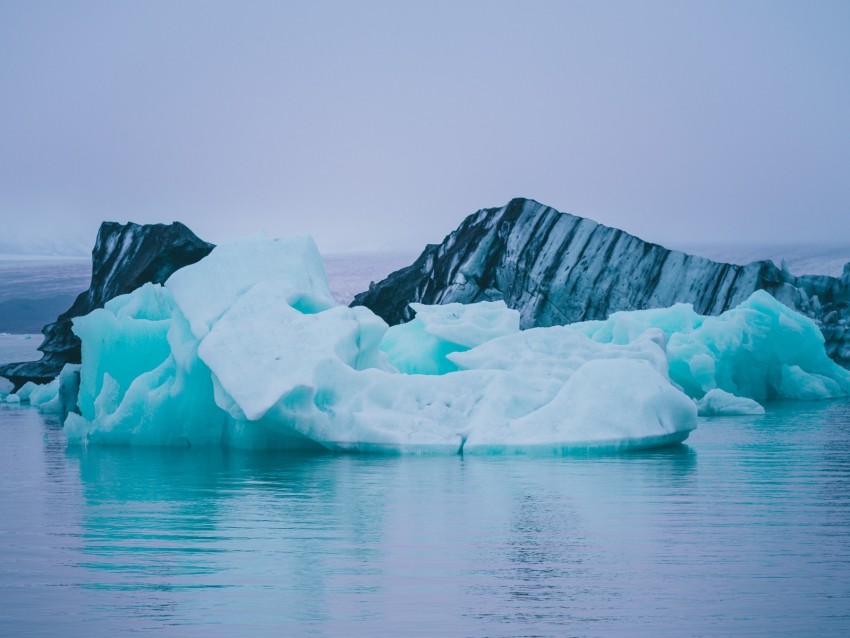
[0,254,90,262]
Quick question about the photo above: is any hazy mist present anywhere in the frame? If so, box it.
[1,0,848,255]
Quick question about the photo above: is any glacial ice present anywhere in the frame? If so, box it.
[4,364,81,414]
[570,291,850,402]
[695,389,765,416]
[32,364,80,414]
[381,301,520,374]
[61,235,698,453]
[14,382,38,402]
[55,235,848,453]
[65,283,230,447]
[3,379,37,403]
[199,287,393,421]
[166,234,337,339]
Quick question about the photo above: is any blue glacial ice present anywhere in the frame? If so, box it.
[381,301,520,375]
[54,235,850,453]
[61,235,699,453]
[569,291,850,403]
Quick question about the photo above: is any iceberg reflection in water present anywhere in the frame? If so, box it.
[1,400,850,636]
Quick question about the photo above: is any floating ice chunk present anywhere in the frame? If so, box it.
[65,250,336,447]
[450,328,695,451]
[572,291,850,401]
[65,351,227,447]
[14,382,39,403]
[269,359,484,453]
[5,381,40,403]
[166,235,336,339]
[63,235,699,453]
[29,364,80,415]
[696,389,765,416]
[382,301,520,374]
[28,380,57,406]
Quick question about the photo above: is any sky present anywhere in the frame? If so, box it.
[1,0,848,256]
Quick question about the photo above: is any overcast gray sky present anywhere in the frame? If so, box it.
[1,0,848,255]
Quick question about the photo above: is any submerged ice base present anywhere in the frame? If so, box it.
[60,235,698,453]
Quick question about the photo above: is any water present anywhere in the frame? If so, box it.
[2,249,850,635]
[0,334,41,394]
[1,400,849,636]
[0,258,91,333]
[322,252,417,305]
[0,258,91,303]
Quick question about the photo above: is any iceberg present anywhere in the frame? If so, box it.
[62,235,698,453]
[695,389,765,416]
[31,364,80,414]
[57,233,849,454]
[380,301,520,374]
[14,382,39,402]
[570,291,850,403]
[3,365,80,414]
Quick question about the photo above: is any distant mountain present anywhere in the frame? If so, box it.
[352,198,850,367]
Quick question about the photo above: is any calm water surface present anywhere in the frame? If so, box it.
[1,400,849,637]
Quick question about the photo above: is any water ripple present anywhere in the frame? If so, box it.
[1,401,849,636]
